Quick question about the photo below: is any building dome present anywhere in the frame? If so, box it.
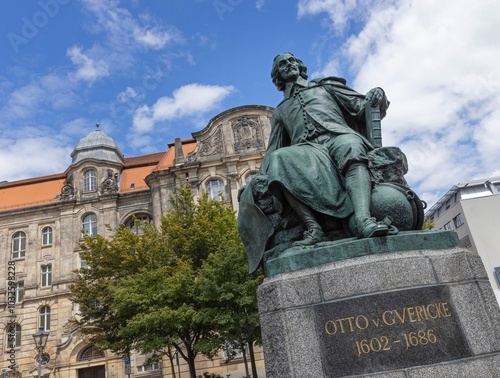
[71,129,124,166]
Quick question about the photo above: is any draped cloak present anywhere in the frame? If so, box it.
[238,77,388,273]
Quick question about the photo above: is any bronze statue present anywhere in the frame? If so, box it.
[238,52,424,273]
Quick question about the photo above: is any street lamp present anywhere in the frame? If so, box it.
[32,327,49,378]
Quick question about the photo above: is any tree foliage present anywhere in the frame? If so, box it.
[422,218,435,230]
[70,184,262,378]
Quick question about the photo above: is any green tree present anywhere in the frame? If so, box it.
[422,218,435,230]
[70,184,261,378]
[198,239,263,377]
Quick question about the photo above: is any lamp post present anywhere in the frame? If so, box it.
[32,327,49,378]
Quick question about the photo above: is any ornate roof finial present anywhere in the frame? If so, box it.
[96,123,100,129]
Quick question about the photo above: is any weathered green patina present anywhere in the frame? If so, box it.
[264,230,459,276]
[237,52,426,274]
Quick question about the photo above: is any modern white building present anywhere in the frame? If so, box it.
[424,176,500,304]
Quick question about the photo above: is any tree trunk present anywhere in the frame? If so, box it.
[169,351,176,378]
[248,341,258,378]
[186,347,198,378]
[240,339,250,378]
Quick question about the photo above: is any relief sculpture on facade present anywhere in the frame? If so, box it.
[232,115,263,152]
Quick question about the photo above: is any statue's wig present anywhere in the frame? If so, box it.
[271,52,308,91]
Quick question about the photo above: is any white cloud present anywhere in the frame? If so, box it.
[0,73,80,122]
[298,0,394,31]
[0,127,72,182]
[299,0,500,204]
[67,46,110,84]
[133,83,235,133]
[133,26,177,50]
[81,0,182,50]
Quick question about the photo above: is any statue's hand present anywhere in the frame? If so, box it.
[366,87,385,107]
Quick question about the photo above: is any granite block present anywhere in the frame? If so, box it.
[320,253,436,300]
[258,243,500,377]
[448,282,497,355]
[258,274,321,313]
[406,354,500,378]
[259,311,293,378]
[424,249,472,283]
[285,307,323,377]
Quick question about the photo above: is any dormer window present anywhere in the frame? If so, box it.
[83,169,97,192]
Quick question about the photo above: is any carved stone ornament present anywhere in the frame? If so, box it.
[60,184,74,199]
[100,169,118,193]
[188,128,224,160]
[232,116,263,152]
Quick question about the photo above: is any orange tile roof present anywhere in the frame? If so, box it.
[0,175,66,211]
[0,142,199,212]
[124,152,165,168]
[120,165,154,192]
[154,139,197,172]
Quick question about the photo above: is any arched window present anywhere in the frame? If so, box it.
[127,214,152,235]
[42,226,53,246]
[40,306,51,331]
[83,169,97,192]
[82,213,98,236]
[78,345,105,361]
[6,324,21,348]
[206,179,225,201]
[12,231,26,259]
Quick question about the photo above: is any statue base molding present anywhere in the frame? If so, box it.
[258,231,500,377]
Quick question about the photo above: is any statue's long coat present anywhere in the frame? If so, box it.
[238,77,389,273]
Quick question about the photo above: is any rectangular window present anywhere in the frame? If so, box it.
[494,267,500,284]
[83,170,97,192]
[41,264,52,287]
[15,281,24,302]
[223,345,249,360]
[80,259,89,269]
[459,235,472,248]
[137,362,159,372]
[42,227,53,246]
[7,324,21,348]
[453,213,464,228]
[443,222,453,231]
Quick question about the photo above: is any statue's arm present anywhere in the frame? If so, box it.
[322,79,389,120]
[365,87,390,119]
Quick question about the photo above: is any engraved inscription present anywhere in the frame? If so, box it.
[315,287,471,377]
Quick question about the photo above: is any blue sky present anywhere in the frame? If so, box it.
[1,0,500,208]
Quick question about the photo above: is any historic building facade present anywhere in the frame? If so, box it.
[424,176,500,305]
[0,105,272,378]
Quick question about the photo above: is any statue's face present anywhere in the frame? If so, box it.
[276,53,300,82]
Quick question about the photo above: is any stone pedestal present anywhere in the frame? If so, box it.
[258,231,500,377]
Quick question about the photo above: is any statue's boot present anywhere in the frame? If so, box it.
[282,189,326,246]
[345,163,389,238]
